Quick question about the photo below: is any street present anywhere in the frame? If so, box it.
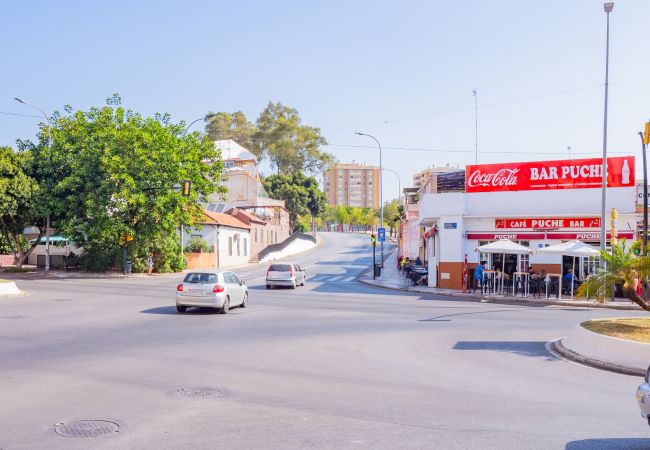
[0,232,648,449]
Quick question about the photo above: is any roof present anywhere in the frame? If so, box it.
[214,139,257,162]
[201,210,250,230]
[227,208,267,225]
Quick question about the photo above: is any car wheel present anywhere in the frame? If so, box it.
[301,277,305,286]
[241,292,248,308]
[176,305,187,313]
[266,284,271,290]
[220,297,230,314]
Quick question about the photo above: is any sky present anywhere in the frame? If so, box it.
[2,0,650,202]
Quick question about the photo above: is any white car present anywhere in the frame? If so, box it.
[637,366,650,426]
[176,271,248,314]
[265,263,306,289]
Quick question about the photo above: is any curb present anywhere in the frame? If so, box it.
[549,338,645,377]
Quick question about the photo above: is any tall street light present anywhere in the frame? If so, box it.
[355,132,384,267]
[15,97,52,272]
[600,2,614,251]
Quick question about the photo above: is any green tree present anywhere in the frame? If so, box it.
[0,146,43,267]
[577,240,650,312]
[20,95,225,272]
[335,206,349,229]
[348,207,363,231]
[382,199,402,237]
[263,172,326,230]
[205,111,260,158]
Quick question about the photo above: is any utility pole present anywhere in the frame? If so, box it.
[640,122,649,254]
[473,89,478,164]
[600,2,614,251]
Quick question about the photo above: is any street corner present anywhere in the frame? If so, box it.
[0,279,26,298]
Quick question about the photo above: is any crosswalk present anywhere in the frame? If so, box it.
[306,274,358,283]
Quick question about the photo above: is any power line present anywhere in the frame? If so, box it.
[0,111,42,118]
[323,84,604,131]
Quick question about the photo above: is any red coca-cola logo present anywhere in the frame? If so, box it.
[467,168,520,188]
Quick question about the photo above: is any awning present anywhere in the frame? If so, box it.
[475,239,532,255]
[466,231,634,240]
[535,240,600,257]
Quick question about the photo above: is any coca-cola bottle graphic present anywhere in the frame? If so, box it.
[621,159,630,185]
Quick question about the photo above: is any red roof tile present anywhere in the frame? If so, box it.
[201,210,250,230]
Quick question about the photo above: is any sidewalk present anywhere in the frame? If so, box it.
[358,251,643,311]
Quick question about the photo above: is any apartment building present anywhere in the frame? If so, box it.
[412,164,462,193]
[323,163,380,208]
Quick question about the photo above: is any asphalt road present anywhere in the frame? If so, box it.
[1,232,649,449]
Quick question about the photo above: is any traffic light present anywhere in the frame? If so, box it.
[370,234,377,247]
[610,208,618,246]
[644,122,650,145]
[181,180,191,198]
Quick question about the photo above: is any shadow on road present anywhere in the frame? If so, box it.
[565,438,650,449]
[141,306,217,315]
[453,341,555,359]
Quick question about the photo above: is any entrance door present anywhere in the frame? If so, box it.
[491,254,518,276]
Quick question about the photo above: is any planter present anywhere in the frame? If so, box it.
[561,319,650,372]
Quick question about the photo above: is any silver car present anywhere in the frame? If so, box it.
[176,271,248,314]
[637,365,650,426]
[265,262,306,289]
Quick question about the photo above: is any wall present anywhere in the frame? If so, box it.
[186,252,217,269]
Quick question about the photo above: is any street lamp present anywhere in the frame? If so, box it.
[472,89,478,164]
[355,132,384,267]
[600,2,614,251]
[15,97,52,272]
[184,113,216,135]
[383,168,402,244]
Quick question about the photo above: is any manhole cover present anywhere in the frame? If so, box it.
[53,419,120,438]
[174,387,227,399]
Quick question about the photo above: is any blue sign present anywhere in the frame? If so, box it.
[443,222,457,229]
[377,227,386,242]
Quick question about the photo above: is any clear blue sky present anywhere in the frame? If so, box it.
[3,0,650,201]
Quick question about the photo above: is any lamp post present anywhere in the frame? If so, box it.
[600,2,614,251]
[15,97,52,272]
[356,132,384,267]
[640,128,649,254]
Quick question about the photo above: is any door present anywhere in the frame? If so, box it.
[224,272,243,305]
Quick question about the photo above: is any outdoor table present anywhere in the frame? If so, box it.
[482,270,496,295]
[545,274,562,300]
[512,272,529,297]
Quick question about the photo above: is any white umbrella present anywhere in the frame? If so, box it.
[536,240,600,298]
[476,240,533,295]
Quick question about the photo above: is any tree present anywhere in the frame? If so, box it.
[335,206,349,229]
[0,146,43,267]
[348,207,363,231]
[577,240,650,312]
[19,95,225,272]
[382,199,402,237]
[263,172,326,230]
[205,111,260,158]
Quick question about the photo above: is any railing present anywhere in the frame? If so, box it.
[252,232,316,262]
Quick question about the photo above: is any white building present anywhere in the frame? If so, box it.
[410,156,636,289]
[183,211,251,268]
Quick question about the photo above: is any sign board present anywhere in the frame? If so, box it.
[467,231,634,240]
[465,156,634,193]
[443,222,458,229]
[495,217,601,229]
[377,227,386,242]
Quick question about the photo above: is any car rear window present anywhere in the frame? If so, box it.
[268,264,291,272]
[184,273,218,284]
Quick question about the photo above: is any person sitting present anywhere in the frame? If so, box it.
[414,256,422,266]
[397,255,404,270]
[400,257,410,272]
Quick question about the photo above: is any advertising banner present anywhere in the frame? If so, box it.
[466,231,634,240]
[465,156,634,193]
[495,217,601,229]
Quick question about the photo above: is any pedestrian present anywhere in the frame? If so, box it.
[474,260,485,292]
[146,254,154,275]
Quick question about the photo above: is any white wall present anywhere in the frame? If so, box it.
[184,225,251,268]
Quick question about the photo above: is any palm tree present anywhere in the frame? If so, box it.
[577,240,650,312]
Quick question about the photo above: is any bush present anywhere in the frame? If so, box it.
[1,267,29,273]
[184,237,211,253]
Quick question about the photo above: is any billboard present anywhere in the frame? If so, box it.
[465,156,634,193]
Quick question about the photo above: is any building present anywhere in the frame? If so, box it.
[412,164,462,193]
[406,156,636,289]
[323,162,380,208]
[206,139,284,213]
[225,207,290,260]
[183,210,251,269]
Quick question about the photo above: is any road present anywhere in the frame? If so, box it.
[0,232,648,449]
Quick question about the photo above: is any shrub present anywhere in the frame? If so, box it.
[184,237,211,253]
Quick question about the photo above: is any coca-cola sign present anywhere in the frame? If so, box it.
[465,156,634,193]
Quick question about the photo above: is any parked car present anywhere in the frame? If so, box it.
[265,262,306,289]
[638,365,650,426]
[176,271,248,314]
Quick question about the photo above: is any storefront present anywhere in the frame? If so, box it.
[414,156,636,289]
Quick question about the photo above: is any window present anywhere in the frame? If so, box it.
[237,239,240,256]
[228,237,233,256]
[275,231,278,243]
[230,273,241,284]
[223,272,234,283]
[254,229,257,242]
[184,273,218,284]
[243,238,248,256]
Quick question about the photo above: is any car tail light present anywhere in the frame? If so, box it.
[646,366,650,383]
[213,285,225,293]
[176,284,184,292]
[290,265,294,276]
